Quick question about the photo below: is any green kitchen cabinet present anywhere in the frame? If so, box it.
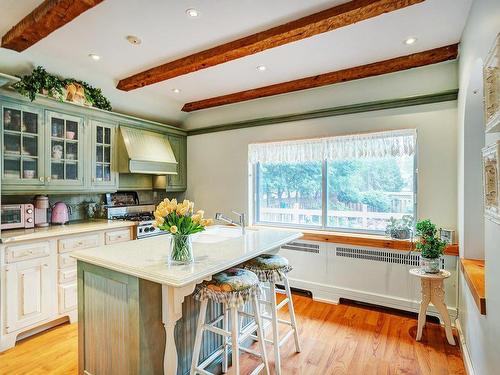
[45,111,85,190]
[1,90,187,194]
[89,119,118,191]
[167,135,187,192]
[1,102,45,188]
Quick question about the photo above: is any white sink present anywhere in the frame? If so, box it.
[193,226,252,244]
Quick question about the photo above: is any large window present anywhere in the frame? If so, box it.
[251,130,416,234]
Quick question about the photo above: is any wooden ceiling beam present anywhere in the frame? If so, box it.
[116,0,425,91]
[1,0,104,52]
[181,44,459,112]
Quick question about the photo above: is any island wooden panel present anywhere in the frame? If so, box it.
[182,44,458,111]
[460,259,486,315]
[117,0,424,91]
[1,0,104,52]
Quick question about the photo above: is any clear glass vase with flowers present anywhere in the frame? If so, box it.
[153,199,213,264]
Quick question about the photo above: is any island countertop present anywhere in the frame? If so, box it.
[71,226,302,287]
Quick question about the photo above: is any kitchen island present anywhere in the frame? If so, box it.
[71,226,301,375]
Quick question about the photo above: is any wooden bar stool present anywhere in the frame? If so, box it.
[191,268,270,375]
[242,254,301,375]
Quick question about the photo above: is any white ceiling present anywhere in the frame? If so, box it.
[0,0,472,125]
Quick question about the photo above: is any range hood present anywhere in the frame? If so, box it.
[117,127,178,175]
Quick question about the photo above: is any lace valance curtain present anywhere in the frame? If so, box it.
[248,129,417,164]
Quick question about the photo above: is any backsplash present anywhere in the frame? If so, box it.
[1,190,185,222]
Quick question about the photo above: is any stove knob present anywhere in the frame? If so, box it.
[144,227,150,233]
[26,208,33,214]
[139,228,143,233]
[150,226,155,232]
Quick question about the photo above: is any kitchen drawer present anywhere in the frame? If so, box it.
[58,234,100,253]
[58,268,77,284]
[58,253,77,269]
[5,242,50,263]
[58,283,77,313]
[105,229,131,245]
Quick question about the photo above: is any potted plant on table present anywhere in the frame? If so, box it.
[385,215,414,240]
[415,219,447,273]
[153,199,213,264]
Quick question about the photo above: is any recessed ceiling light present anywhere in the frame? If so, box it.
[186,8,200,17]
[126,35,142,45]
[88,54,100,61]
[172,88,181,93]
[256,65,267,71]
[404,37,417,45]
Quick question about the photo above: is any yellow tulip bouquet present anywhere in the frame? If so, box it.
[154,198,213,264]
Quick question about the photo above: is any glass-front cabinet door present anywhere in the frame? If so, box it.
[45,111,85,188]
[1,103,45,186]
[91,120,117,189]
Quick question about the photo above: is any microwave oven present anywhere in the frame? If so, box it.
[1,204,35,230]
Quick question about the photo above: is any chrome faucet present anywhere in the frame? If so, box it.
[215,211,246,234]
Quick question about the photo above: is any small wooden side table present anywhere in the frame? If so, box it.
[409,268,456,345]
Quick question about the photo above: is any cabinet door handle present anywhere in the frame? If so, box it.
[46,176,51,182]
[43,264,49,267]
[39,176,45,182]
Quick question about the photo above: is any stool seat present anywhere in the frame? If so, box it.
[194,268,261,308]
[242,254,292,282]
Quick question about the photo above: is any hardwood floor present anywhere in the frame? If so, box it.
[0,295,465,375]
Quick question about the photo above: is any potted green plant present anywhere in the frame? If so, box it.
[13,66,112,111]
[13,66,64,101]
[415,219,447,273]
[385,215,413,239]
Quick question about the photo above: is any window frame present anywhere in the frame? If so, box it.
[251,143,418,235]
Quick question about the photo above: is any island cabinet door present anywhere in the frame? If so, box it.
[5,257,54,333]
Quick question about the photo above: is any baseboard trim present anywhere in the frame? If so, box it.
[287,277,458,321]
[455,318,476,375]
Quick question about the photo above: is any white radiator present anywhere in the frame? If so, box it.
[280,240,457,319]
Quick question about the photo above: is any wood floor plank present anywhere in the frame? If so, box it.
[0,295,465,375]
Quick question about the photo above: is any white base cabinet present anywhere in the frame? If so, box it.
[0,226,134,352]
[5,256,55,334]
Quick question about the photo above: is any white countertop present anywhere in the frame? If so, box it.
[71,226,302,287]
[0,220,136,243]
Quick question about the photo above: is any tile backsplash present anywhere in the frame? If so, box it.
[1,190,184,222]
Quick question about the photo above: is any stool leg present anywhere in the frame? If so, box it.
[283,276,301,353]
[269,282,281,375]
[222,304,229,373]
[230,307,240,375]
[252,294,270,375]
[430,279,456,345]
[190,299,208,375]
[416,279,431,341]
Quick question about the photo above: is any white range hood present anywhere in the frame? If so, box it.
[117,127,178,175]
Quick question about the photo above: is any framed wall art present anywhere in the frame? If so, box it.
[484,33,500,133]
[482,141,500,224]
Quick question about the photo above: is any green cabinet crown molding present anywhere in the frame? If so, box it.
[186,89,459,136]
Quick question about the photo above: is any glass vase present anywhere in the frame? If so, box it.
[420,255,441,274]
[169,234,194,264]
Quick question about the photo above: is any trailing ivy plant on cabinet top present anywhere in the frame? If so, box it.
[485,33,500,133]
[0,89,187,194]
